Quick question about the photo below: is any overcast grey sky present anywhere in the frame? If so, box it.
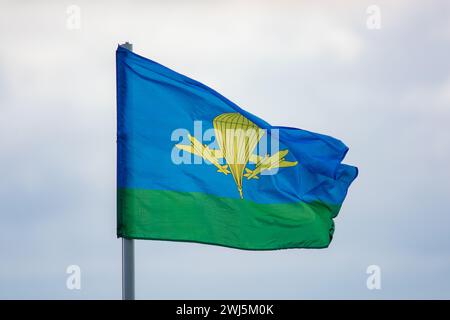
[1,0,449,299]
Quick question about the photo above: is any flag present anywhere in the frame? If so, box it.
[116,46,358,250]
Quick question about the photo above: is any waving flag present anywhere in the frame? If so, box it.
[116,46,357,250]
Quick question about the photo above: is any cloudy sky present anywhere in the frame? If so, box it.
[1,0,449,299]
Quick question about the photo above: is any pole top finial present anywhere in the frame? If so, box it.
[121,42,133,51]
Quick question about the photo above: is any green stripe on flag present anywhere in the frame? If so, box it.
[117,189,340,250]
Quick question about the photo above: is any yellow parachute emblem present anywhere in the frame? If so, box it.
[175,113,298,199]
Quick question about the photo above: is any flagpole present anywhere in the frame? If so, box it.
[120,41,135,301]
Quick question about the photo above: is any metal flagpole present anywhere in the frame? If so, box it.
[120,41,135,300]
